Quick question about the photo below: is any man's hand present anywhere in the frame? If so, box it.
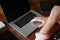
[30,17,48,28]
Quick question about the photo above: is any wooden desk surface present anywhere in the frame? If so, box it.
[0,2,60,40]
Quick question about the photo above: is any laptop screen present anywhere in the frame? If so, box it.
[1,0,30,22]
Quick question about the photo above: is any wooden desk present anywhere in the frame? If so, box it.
[0,3,60,40]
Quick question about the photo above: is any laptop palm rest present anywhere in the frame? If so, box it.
[9,10,43,37]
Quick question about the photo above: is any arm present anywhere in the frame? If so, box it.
[39,6,60,34]
[35,6,60,40]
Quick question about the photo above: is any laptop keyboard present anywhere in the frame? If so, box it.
[14,12,37,28]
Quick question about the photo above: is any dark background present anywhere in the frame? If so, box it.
[0,0,30,22]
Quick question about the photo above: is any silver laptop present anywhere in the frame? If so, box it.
[4,9,43,37]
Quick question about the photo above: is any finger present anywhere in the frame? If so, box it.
[31,17,44,23]
[31,17,41,22]
[37,20,45,28]
[33,21,42,24]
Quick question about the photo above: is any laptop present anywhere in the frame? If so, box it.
[1,0,43,37]
[5,9,43,37]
